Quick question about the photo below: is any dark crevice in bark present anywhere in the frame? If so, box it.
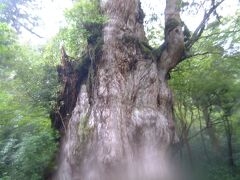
[50,48,85,133]
[50,31,103,134]
[50,0,105,135]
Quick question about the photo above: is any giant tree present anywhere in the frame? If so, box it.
[52,0,224,179]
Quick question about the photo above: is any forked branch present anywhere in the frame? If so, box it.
[185,0,225,50]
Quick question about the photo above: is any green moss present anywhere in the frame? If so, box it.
[122,34,138,44]
[152,43,166,60]
[165,18,181,34]
[139,41,154,58]
[122,34,155,59]
[78,114,93,143]
[85,23,103,45]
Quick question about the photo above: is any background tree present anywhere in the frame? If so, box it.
[170,10,240,179]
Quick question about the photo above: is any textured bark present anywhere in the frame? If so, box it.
[51,47,90,134]
[53,0,184,179]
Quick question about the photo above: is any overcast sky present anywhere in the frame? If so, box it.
[20,0,239,45]
[20,0,72,45]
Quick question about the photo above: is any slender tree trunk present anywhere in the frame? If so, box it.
[199,112,211,163]
[53,0,184,179]
[176,102,194,167]
[202,106,220,154]
[223,116,235,168]
[183,133,194,168]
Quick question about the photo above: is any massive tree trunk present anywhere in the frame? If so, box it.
[53,0,184,179]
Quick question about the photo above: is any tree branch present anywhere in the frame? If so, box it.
[160,0,184,72]
[200,29,240,39]
[185,0,225,50]
[188,120,223,141]
[182,51,210,60]
[12,17,43,38]
[19,21,43,38]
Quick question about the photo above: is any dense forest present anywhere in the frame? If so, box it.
[0,0,240,180]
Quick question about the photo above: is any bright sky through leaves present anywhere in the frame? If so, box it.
[20,0,239,45]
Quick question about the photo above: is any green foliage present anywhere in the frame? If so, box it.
[0,22,58,179]
[0,23,17,74]
[168,11,240,180]
[0,90,58,179]
[191,163,240,180]
[55,0,106,58]
[10,132,56,180]
[15,46,60,109]
[65,0,105,27]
